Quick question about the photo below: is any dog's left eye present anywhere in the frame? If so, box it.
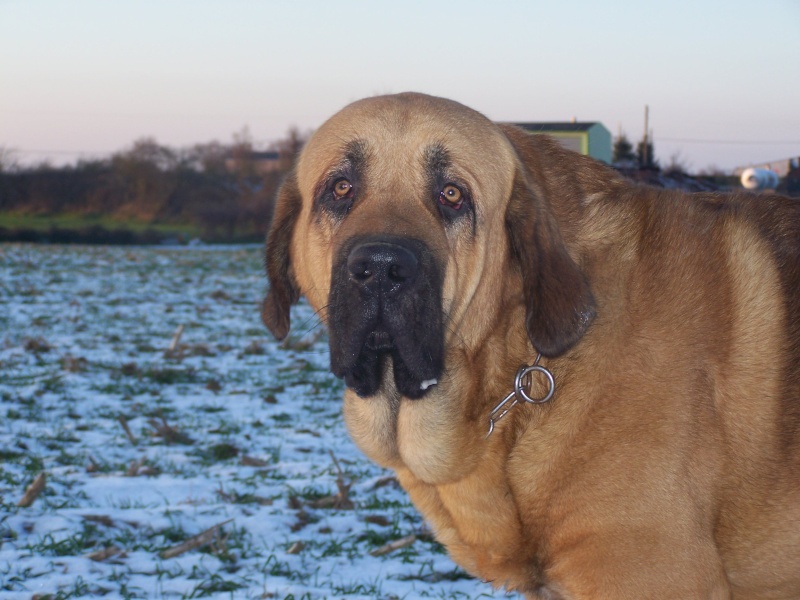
[439,184,464,209]
[333,178,353,199]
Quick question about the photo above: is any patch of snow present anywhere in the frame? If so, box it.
[0,243,519,599]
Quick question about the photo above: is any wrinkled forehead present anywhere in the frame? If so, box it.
[296,94,515,195]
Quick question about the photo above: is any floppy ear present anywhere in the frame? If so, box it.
[501,125,596,357]
[261,172,301,340]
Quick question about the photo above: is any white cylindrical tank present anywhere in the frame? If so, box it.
[740,168,780,190]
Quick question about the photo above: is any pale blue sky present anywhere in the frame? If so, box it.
[1,0,798,171]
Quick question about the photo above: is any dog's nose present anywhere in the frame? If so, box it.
[347,241,418,295]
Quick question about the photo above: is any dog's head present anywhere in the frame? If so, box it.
[262,92,595,400]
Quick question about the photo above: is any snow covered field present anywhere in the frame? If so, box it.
[0,244,519,600]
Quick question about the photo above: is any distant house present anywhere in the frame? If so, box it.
[511,121,613,164]
[733,157,800,179]
[224,150,282,176]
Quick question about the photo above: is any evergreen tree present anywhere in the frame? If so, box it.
[636,138,658,169]
[613,134,636,164]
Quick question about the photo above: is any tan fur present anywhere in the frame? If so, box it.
[262,93,800,599]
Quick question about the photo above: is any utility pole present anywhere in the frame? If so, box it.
[643,105,649,168]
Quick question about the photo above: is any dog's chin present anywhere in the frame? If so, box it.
[338,341,440,401]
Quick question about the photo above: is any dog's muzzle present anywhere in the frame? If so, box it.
[328,235,444,399]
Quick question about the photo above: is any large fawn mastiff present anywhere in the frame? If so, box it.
[262,92,800,599]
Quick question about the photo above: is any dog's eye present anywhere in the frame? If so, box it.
[333,178,353,199]
[439,184,463,209]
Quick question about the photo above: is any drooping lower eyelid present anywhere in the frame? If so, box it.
[332,184,352,200]
[438,191,464,210]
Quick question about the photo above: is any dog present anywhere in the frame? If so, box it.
[261,92,800,599]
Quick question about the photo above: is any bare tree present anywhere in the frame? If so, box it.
[228,126,257,179]
[110,138,179,220]
[189,141,228,174]
[664,151,690,175]
[0,146,20,173]
[270,126,309,171]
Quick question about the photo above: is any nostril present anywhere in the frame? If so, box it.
[349,260,373,281]
[388,264,409,283]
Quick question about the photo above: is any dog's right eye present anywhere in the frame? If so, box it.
[333,178,353,199]
[317,176,356,219]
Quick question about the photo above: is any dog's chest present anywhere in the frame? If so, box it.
[342,387,545,589]
[395,457,543,593]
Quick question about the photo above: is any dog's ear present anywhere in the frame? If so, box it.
[500,125,596,357]
[261,172,301,340]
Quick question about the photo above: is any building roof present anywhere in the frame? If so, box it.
[512,122,602,133]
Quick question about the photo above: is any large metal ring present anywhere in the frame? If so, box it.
[514,365,555,404]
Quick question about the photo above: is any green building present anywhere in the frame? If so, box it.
[512,121,612,164]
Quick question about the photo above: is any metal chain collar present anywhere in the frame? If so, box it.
[486,354,555,438]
